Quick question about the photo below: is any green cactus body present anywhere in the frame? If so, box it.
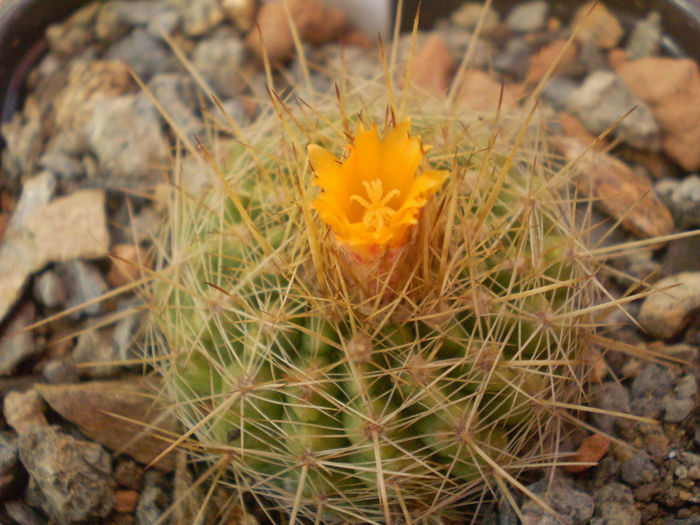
[150,69,603,522]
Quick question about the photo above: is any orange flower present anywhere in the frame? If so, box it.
[308,119,447,255]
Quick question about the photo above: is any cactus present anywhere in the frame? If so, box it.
[148,37,606,524]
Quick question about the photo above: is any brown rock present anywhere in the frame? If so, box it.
[54,60,133,139]
[525,39,578,85]
[451,2,500,34]
[18,426,114,522]
[457,70,521,111]
[36,377,179,471]
[566,433,611,473]
[0,302,37,376]
[639,272,700,339]
[339,31,373,49]
[0,189,109,322]
[663,235,700,275]
[107,244,152,288]
[0,212,8,242]
[246,0,349,62]
[556,137,674,238]
[114,489,139,513]
[572,1,624,49]
[608,48,626,69]
[558,112,607,149]
[221,0,258,32]
[613,57,700,171]
[412,35,454,95]
[0,192,13,241]
[114,459,143,490]
[3,390,48,434]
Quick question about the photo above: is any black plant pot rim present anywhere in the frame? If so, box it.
[1,0,700,124]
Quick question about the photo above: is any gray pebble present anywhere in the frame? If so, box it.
[34,270,68,309]
[18,426,114,523]
[625,11,662,60]
[591,381,630,433]
[670,174,700,229]
[8,171,56,231]
[493,37,531,79]
[630,395,665,419]
[3,501,45,525]
[578,40,608,72]
[43,128,87,158]
[105,28,176,82]
[128,206,162,245]
[136,470,171,525]
[113,304,142,362]
[624,247,661,281]
[177,0,225,37]
[665,518,700,525]
[147,8,182,39]
[86,93,169,188]
[655,178,683,220]
[71,329,122,379]
[664,396,695,423]
[521,477,594,525]
[41,358,79,385]
[505,1,548,33]
[430,23,490,69]
[38,150,84,180]
[498,498,519,525]
[675,374,697,399]
[97,0,178,41]
[148,73,204,138]
[590,482,641,525]
[0,433,20,498]
[620,453,660,486]
[567,70,661,150]
[0,98,44,181]
[219,97,249,128]
[542,77,578,110]
[178,154,213,195]
[54,260,108,319]
[631,363,673,400]
[192,27,248,99]
[592,456,621,485]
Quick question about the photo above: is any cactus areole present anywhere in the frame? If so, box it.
[154,86,602,523]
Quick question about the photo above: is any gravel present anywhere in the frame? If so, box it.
[0,1,698,524]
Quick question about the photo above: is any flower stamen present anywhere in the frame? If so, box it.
[308,119,448,254]
[350,179,400,233]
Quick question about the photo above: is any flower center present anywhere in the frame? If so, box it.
[349,179,400,233]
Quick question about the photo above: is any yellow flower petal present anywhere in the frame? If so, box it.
[379,120,422,196]
[308,144,347,207]
[309,119,447,254]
